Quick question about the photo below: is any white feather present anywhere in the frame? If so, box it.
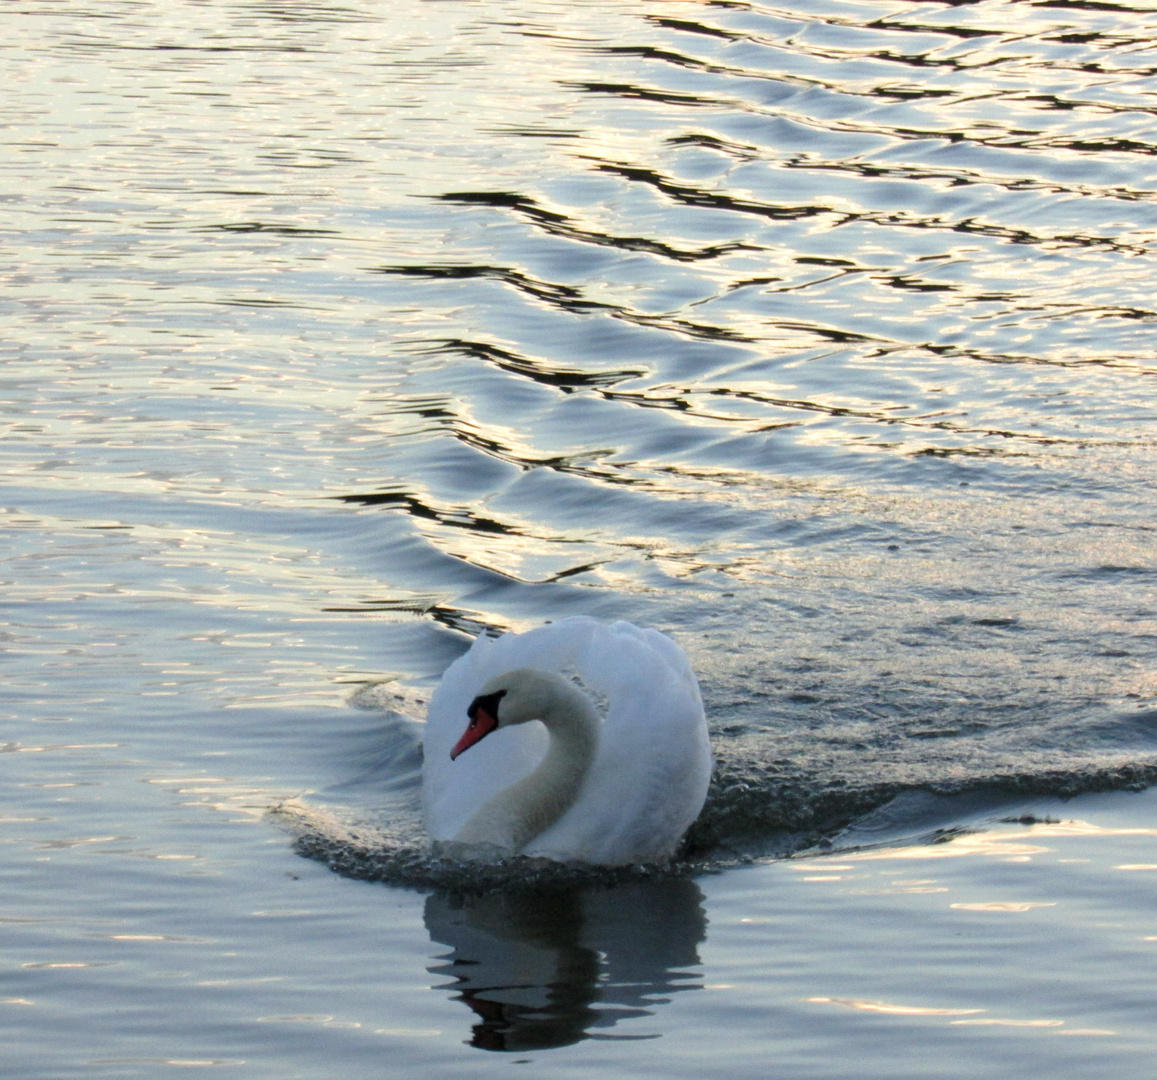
[421,617,712,865]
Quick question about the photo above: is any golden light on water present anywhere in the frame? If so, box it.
[809,997,983,1016]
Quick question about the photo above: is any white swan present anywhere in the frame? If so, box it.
[421,617,712,865]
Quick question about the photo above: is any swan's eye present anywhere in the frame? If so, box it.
[467,688,507,724]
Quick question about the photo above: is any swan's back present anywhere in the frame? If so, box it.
[421,617,712,865]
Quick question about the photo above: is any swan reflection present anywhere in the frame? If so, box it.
[425,878,706,1051]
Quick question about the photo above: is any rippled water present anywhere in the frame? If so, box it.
[4,0,1157,1075]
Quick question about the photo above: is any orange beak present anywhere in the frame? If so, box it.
[451,698,501,760]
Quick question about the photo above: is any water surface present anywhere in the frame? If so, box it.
[3,0,1157,1075]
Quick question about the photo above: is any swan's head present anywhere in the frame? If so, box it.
[450,668,570,760]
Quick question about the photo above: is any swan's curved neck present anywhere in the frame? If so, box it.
[455,681,598,853]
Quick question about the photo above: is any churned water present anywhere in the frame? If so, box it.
[3,0,1156,1075]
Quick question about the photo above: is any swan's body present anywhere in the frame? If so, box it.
[421,617,712,866]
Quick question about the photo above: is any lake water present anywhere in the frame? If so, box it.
[4,0,1157,1074]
